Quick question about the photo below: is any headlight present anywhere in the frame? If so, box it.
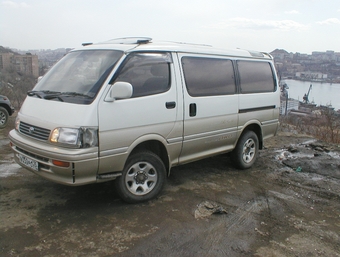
[15,117,20,131]
[50,127,98,148]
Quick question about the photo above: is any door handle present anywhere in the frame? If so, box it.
[189,103,196,117]
[166,101,176,109]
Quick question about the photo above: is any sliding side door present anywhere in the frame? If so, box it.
[177,54,239,164]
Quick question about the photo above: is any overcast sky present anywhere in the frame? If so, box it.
[1,0,340,54]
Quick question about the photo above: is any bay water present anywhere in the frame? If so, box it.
[283,79,340,110]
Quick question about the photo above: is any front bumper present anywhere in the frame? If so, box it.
[9,129,99,186]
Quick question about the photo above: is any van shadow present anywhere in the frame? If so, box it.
[36,153,245,227]
[168,153,241,186]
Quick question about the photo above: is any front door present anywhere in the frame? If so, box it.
[97,52,180,173]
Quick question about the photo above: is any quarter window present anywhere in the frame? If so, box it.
[237,61,276,93]
[181,57,236,96]
[115,52,172,97]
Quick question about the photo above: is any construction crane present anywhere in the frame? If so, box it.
[303,84,312,103]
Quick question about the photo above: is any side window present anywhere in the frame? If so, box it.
[237,61,276,94]
[181,57,236,96]
[115,52,172,97]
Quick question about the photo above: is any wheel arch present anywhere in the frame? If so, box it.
[238,122,263,150]
[128,137,170,175]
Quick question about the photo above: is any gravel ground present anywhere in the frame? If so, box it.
[1,116,340,256]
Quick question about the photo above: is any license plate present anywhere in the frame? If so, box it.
[18,154,39,171]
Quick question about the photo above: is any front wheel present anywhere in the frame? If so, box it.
[231,131,259,169]
[115,151,166,203]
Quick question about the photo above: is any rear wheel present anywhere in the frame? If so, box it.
[115,151,166,203]
[232,131,259,169]
[0,107,9,129]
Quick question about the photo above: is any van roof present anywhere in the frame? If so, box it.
[78,37,273,60]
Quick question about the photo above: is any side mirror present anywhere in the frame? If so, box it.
[105,81,133,102]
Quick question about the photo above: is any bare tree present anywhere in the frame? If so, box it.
[280,107,340,144]
[320,107,340,143]
[0,66,36,109]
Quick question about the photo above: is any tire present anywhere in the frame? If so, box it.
[231,131,259,169]
[115,151,166,203]
[0,107,9,129]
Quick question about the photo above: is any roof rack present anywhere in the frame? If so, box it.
[99,37,152,45]
[170,41,212,47]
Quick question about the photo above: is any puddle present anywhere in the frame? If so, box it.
[327,151,340,159]
[310,176,324,182]
[275,145,340,161]
[275,150,314,161]
[0,163,21,177]
[301,139,317,145]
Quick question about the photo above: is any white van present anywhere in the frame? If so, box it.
[9,37,280,203]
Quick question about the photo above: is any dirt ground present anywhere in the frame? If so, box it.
[1,116,340,257]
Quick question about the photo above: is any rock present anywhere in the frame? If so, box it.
[195,201,228,219]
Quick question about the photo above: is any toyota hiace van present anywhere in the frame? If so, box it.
[9,37,280,203]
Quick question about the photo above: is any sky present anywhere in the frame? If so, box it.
[1,0,340,54]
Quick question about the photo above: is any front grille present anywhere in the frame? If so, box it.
[19,121,51,141]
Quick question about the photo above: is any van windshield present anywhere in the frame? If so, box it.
[32,50,123,104]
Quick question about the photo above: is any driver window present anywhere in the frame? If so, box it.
[115,52,172,97]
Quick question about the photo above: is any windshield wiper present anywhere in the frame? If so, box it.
[27,90,62,98]
[41,90,62,94]
[27,90,65,101]
[44,94,64,102]
[60,92,93,98]
[27,91,43,98]
[27,90,92,102]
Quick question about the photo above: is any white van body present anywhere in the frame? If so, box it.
[9,38,280,203]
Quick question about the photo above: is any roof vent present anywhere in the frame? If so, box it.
[136,38,151,44]
[248,50,264,58]
[82,42,93,46]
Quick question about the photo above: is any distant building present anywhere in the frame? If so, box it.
[0,52,12,70]
[270,48,340,82]
[312,50,340,62]
[0,51,39,78]
[296,71,327,81]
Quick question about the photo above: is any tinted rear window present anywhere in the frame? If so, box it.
[237,61,276,93]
